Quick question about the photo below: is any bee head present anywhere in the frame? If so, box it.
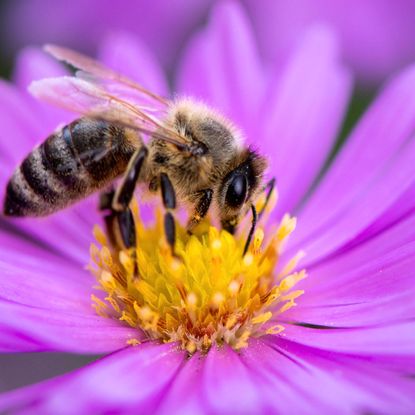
[219,149,267,234]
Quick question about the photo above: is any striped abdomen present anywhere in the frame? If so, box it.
[4,118,138,217]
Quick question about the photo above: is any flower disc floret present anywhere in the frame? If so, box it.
[89,199,306,354]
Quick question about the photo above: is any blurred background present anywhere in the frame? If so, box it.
[2,0,415,85]
[1,0,415,392]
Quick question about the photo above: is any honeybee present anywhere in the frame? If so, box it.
[3,45,274,255]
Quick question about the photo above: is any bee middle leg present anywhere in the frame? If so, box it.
[221,205,258,257]
[112,147,148,212]
[186,188,213,234]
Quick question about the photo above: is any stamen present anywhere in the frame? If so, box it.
[253,228,264,254]
[89,197,306,354]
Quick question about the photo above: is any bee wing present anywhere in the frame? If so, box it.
[29,76,188,147]
[44,44,168,106]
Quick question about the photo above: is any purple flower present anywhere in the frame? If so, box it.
[244,0,415,85]
[1,1,415,413]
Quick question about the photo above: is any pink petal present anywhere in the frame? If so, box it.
[157,351,206,414]
[161,345,273,414]
[306,205,415,285]
[0,299,139,354]
[253,337,415,414]
[177,0,265,136]
[1,198,100,266]
[0,236,93,310]
[0,343,184,413]
[295,139,415,266]
[239,340,314,414]
[284,210,415,327]
[339,180,415,253]
[0,232,140,353]
[262,25,352,216]
[201,345,263,413]
[292,65,415,259]
[282,321,415,355]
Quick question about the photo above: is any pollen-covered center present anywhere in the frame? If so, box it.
[89,198,306,354]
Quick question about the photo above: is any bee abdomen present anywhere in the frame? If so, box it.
[4,144,66,216]
[4,118,136,217]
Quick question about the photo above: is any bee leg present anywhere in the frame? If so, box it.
[99,187,115,211]
[243,205,257,256]
[112,146,148,211]
[160,173,177,256]
[99,189,137,250]
[117,208,137,249]
[99,146,148,252]
[240,177,274,255]
[258,177,276,219]
[99,188,118,248]
[186,189,213,234]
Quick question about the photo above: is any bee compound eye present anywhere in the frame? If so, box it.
[225,174,247,208]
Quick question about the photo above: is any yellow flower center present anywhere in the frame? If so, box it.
[89,195,306,354]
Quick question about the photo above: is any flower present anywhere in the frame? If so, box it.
[90,201,305,354]
[1,1,415,413]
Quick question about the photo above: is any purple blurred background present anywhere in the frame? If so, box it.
[1,0,415,392]
[1,0,415,86]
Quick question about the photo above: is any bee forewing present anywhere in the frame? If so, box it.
[29,76,188,146]
[76,70,162,113]
[35,45,189,146]
[30,76,110,115]
[44,44,168,106]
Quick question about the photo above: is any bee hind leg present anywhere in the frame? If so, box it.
[99,188,118,248]
[160,173,178,256]
[99,146,148,251]
[99,189,140,278]
[99,189,137,251]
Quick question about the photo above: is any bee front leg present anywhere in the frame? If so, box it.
[160,173,177,256]
[258,177,276,219]
[240,177,274,254]
[186,189,213,234]
[243,205,258,256]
